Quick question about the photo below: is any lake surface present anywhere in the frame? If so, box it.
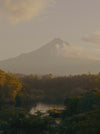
[30,103,64,114]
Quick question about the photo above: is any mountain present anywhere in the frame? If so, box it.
[0,38,100,75]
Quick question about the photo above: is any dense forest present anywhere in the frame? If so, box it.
[0,69,100,133]
[18,72,100,104]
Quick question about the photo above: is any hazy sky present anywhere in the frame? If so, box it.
[0,0,100,60]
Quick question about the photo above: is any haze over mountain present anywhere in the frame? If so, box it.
[0,38,100,75]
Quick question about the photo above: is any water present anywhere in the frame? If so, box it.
[30,103,63,114]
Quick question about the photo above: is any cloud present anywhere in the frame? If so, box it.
[82,32,100,44]
[0,0,55,23]
[56,44,83,57]
[55,43,100,60]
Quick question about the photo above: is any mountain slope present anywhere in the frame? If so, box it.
[0,38,100,75]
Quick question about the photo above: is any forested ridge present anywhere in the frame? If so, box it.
[18,72,100,104]
[0,69,100,133]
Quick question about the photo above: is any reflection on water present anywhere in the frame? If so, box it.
[30,103,63,114]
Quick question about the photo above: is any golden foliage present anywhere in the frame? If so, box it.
[0,69,22,101]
